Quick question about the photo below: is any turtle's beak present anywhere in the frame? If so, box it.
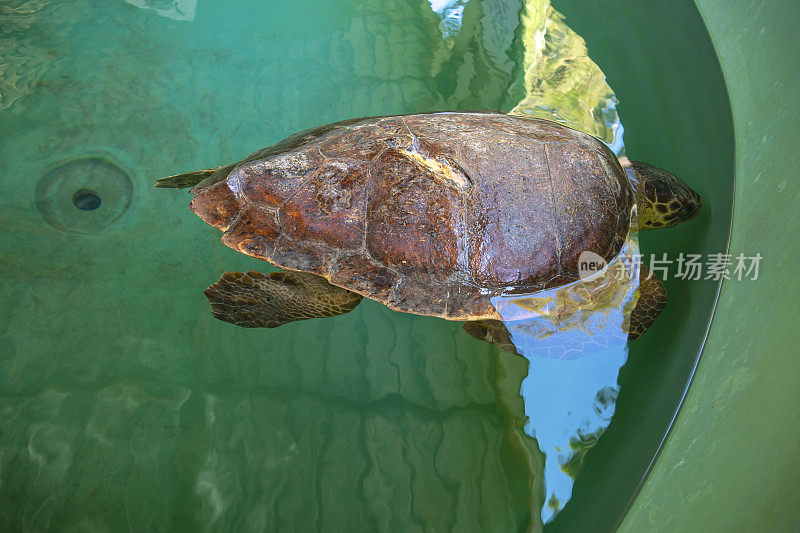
[658,174,702,225]
[678,187,702,223]
[189,181,240,232]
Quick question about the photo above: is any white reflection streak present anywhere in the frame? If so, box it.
[124,0,198,21]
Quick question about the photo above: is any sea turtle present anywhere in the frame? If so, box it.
[156,112,701,354]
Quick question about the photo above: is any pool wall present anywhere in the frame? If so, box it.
[621,0,800,530]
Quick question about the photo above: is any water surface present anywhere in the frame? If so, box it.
[0,0,734,530]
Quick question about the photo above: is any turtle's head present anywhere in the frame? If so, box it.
[629,159,702,230]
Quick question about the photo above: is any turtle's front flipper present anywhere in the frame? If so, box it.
[627,264,667,340]
[204,270,363,328]
[466,263,667,353]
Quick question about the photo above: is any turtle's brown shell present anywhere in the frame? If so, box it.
[189,112,632,320]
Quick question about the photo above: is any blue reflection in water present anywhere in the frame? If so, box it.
[427,0,466,36]
[522,338,628,522]
[605,106,626,156]
[492,228,640,523]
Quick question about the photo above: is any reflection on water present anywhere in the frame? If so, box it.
[493,228,640,522]
[499,0,635,522]
[124,0,198,21]
[509,2,624,153]
[428,0,467,37]
[0,0,52,111]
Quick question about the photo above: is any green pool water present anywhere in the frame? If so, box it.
[0,0,733,531]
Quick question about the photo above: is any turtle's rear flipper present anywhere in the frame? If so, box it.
[204,270,363,328]
[463,320,520,356]
[627,264,667,340]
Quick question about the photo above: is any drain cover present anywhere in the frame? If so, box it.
[35,157,133,234]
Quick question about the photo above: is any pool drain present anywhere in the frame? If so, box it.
[35,156,132,234]
[72,189,103,211]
